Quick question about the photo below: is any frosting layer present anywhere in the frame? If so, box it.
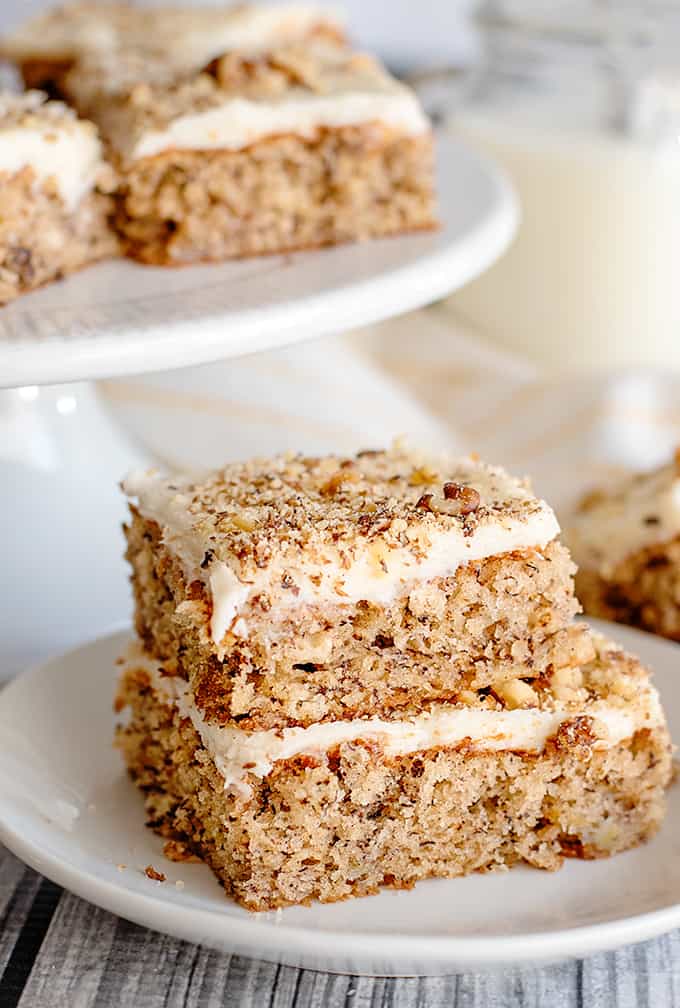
[0,91,102,211]
[124,644,664,793]
[124,451,561,644]
[97,48,430,163]
[127,86,429,162]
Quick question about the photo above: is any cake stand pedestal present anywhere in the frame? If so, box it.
[0,135,517,678]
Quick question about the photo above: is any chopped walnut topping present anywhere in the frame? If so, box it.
[415,493,435,512]
[416,485,481,517]
[124,445,554,585]
[442,482,481,514]
[320,469,359,497]
[144,865,166,882]
[409,465,439,487]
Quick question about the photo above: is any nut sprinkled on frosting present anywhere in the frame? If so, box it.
[443,482,481,512]
[123,445,561,652]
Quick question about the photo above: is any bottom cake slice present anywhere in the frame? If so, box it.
[115,633,672,911]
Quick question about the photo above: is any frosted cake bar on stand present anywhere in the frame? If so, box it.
[0,4,434,283]
[116,446,672,910]
[80,45,436,265]
[0,91,117,305]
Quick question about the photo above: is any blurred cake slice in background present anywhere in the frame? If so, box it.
[0,90,117,305]
[86,44,436,265]
[568,449,680,641]
[0,3,346,99]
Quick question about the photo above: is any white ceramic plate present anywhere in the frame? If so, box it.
[0,135,517,388]
[1,619,678,976]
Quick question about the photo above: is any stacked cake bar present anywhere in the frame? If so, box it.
[568,450,680,640]
[116,446,672,910]
[0,91,117,305]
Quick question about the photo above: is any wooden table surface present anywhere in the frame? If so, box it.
[2,845,680,1008]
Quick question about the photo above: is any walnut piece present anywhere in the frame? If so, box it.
[442,482,481,513]
[415,483,481,517]
[495,679,538,709]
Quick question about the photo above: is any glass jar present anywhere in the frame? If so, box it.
[447,1,680,372]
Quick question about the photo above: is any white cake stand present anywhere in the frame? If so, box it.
[0,135,517,678]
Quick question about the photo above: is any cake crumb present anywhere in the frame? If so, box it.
[144,864,166,882]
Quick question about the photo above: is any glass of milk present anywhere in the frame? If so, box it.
[446,1,680,372]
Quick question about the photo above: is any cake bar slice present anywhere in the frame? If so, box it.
[123,446,583,730]
[568,451,680,640]
[0,91,117,305]
[84,44,436,264]
[1,3,345,99]
[115,632,672,910]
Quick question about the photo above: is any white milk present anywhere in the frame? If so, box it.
[450,108,680,373]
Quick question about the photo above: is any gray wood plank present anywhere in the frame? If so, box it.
[0,847,29,919]
[0,850,46,980]
[17,892,118,1008]
[4,847,680,1008]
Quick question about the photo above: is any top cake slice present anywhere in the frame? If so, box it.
[78,43,434,264]
[123,445,584,728]
[1,2,346,97]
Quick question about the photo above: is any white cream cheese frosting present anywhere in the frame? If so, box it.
[123,458,561,645]
[0,91,102,211]
[171,4,346,64]
[568,460,680,576]
[123,643,665,793]
[103,47,430,164]
[2,4,345,64]
[127,85,429,162]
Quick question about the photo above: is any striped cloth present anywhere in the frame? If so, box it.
[101,302,680,524]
